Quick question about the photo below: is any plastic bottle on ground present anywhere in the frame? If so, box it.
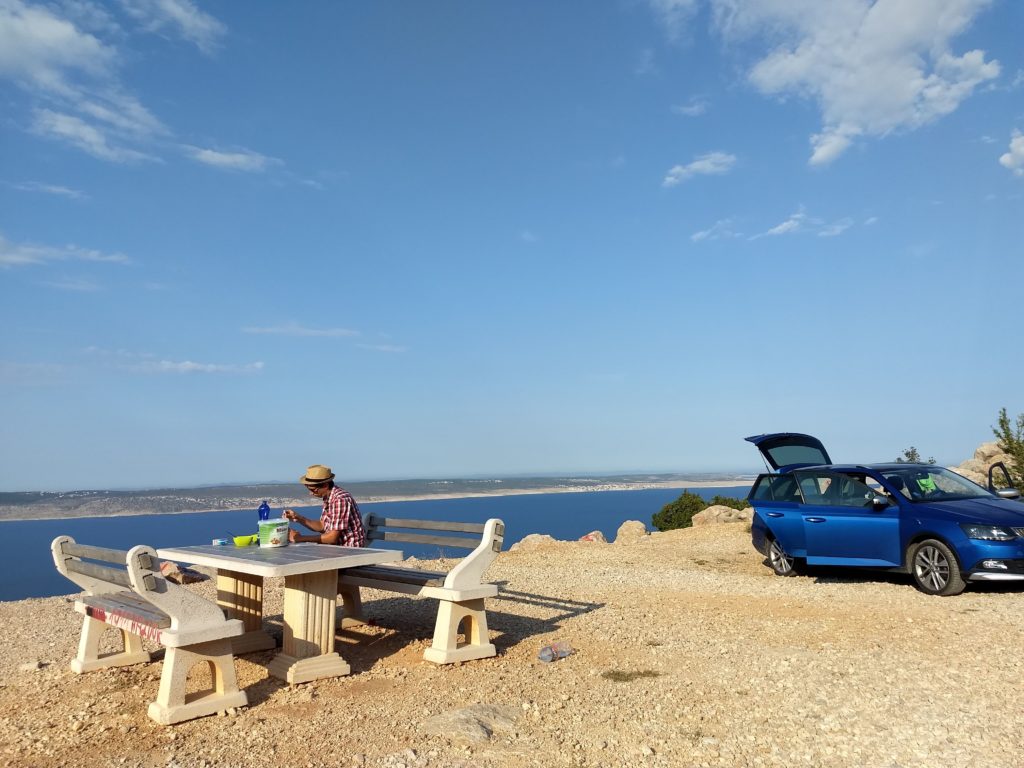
[538,640,573,662]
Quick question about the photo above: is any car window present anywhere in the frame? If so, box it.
[750,474,801,502]
[795,471,877,508]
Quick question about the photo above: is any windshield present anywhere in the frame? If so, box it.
[881,466,992,503]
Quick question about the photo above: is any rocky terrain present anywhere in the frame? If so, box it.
[3,516,1023,768]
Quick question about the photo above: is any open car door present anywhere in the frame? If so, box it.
[745,433,832,472]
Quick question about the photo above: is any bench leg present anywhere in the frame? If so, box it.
[148,639,248,725]
[423,598,496,664]
[337,581,366,628]
[71,615,151,673]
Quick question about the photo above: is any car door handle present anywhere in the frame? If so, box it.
[804,517,827,523]
[765,512,784,518]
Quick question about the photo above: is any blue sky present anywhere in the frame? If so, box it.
[2,0,1023,491]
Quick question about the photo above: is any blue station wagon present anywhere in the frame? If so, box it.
[746,433,1024,596]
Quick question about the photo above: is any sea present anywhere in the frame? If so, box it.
[3,485,749,602]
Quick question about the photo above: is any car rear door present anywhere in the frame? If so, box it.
[795,471,901,566]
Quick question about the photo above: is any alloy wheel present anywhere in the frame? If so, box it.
[914,544,950,591]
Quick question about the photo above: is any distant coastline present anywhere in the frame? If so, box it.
[0,475,753,522]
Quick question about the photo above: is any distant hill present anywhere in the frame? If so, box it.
[0,473,752,521]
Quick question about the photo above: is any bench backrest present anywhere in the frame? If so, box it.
[362,516,504,590]
[51,536,229,632]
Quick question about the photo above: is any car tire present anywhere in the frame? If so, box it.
[768,538,804,577]
[910,539,966,596]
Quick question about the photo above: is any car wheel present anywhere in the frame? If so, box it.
[910,539,966,596]
[768,538,804,577]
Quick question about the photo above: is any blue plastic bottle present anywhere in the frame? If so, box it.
[258,500,270,522]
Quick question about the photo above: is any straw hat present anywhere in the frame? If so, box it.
[300,464,335,486]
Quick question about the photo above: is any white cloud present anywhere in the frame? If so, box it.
[0,231,131,267]
[671,96,708,116]
[999,130,1024,177]
[761,211,807,237]
[691,218,741,242]
[32,108,153,162]
[649,0,700,40]
[709,0,1001,165]
[135,360,264,374]
[520,230,538,243]
[818,218,853,237]
[242,322,359,338]
[183,145,278,172]
[635,48,658,75]
[0,0,233,164]
[663,151,736,186]
[0,0,114,93]
[6,180,86,199]
[118,0,225,54]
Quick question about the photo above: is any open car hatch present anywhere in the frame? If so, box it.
[745,432,832,472]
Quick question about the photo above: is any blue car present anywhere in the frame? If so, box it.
[746,433,1024,596]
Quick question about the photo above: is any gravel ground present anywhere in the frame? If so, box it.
[2,523,1023,768]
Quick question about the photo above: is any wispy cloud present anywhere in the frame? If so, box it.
[84,346,263,374]
[999,130,1024,177]
[691,218,741,242]
[32,108,155,163]
[134,360,264,374]
[5,180,87,199]
[520,230,538,243]
[818,218,853,237]
[649,0,700,41]
[671,96,708,117]
[242,322,359,338]
[635,48,658,76]
[703,0,1000,166]
[118,0,226,54]
[0,232,131,268]
[749,208,856,239]
[183,145,279,172]
[0,0,242,167]
[663,151,736,187]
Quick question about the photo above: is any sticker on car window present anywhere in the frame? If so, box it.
[916,477,937,492]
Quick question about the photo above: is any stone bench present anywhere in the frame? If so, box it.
[51,536,247,725]
[338,516,504,664]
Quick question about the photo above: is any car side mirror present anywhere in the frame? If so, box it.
[870,495,890,510]
[996,488,1021,500]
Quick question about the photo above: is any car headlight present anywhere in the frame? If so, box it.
[960,523,1017,541]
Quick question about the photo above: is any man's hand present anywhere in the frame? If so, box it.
[288,528,302,543]
[283,509,301,523]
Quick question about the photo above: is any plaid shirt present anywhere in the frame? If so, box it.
[320,486,366,547]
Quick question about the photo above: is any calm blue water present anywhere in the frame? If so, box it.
[5,486,748,602]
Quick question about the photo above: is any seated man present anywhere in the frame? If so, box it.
[283,464,367,546]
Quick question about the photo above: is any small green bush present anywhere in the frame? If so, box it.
[993,407,1024,490]
[651,490,706,531]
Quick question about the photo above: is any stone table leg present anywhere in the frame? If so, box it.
[216,569,276,653]
[266,569,350,684]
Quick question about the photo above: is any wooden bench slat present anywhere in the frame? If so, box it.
[367,530,478,549]
[366,516,486,534]
[81,593,171,628]
[344,565,445,587]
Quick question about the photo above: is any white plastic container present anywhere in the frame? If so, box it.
[258,518,289,548]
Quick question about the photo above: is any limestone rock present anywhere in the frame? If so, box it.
[509,534,558,552]
[578,530,607,544]
[421,703,519,743]
[692,505,754,526]
[614,520,648,544]
[974,442,1004,462]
